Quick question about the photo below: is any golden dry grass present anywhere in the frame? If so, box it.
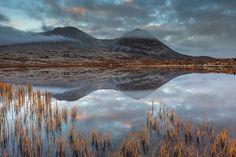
[0,82,236,157]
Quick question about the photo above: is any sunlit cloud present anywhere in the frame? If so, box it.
[66,6,87,15]
[75,111,88,120]
[123,0,133,4]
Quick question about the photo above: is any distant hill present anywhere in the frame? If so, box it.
[39,26,189,59]
[40,26,100,46]
[113,29,188,59]
[0,26,219,66]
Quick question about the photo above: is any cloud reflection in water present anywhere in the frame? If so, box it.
[56,73,236,138]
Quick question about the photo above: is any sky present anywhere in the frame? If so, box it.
[0,0,236,57]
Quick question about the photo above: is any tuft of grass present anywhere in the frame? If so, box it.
[1,82,236,157]
[62,106,68,123]
[71,106,77,122]
[140,127,149,154]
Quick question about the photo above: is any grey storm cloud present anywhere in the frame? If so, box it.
[0,13,9,22]
[0,25,71,46]
[41,24,54,31]
[0,0,236,57]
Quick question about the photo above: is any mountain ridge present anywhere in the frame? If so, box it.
[0,26,221,67]
[38,26,189,59]
[40,26,155,40]
[40,26,100,46]
[122,28,156,40]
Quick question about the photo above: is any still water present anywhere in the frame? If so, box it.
[32,72,236,138]
[1,68,236,156]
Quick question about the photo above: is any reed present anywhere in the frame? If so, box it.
[71,106,77,122]
[1,82,236,157]
[229,141,236,157]
[92,128,99,151]
[68,125,75,143]
[140,127,149,153]
[62,106,68,122]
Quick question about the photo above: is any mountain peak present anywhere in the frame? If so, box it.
[47,26,85,36]
[122,28,156,40]
[41,26,98,44]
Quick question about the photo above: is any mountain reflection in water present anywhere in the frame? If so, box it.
[0,67,236,137]
[0,67,197,101]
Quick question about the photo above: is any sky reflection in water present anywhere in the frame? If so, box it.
[50,73,236,138]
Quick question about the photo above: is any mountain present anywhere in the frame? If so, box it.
[122,29,156,40]
[40,26,188,59]
[0,26,208,66]
[40,26,100,46]
[113,29,188,59]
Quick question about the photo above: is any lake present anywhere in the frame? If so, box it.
[0,67,236,156]
[39,72,236,138]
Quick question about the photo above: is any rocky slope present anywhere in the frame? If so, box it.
[113,29,188,59]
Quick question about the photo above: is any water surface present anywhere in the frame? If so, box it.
[34,72,236,138]
[1,68,236,138]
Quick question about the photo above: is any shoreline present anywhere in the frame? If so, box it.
[0,63,235,68]
[0,63,235,76]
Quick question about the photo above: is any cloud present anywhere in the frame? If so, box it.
[0,13,9,23]
[0,25,69,46]
[41,23,54,31]
[1,0,236,57]
[50,73,236,137]
[66,6,87,14]
[43,0,86,18]
[123,0,133,4]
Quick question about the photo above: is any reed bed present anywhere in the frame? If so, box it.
[0,82,236,157]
